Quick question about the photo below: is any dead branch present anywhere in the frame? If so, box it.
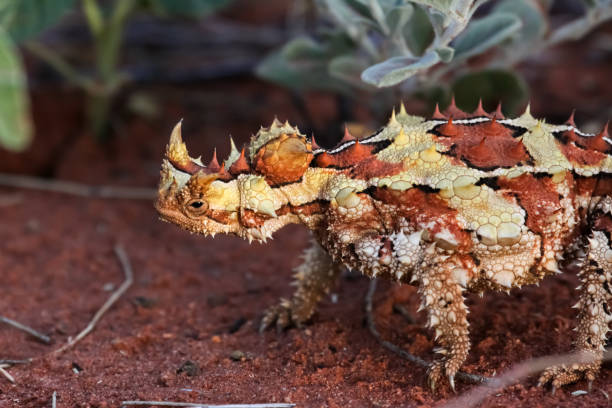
[0,173,156,200]
[0,316,51,344]
[365,279,490,385]
[0,365,15,383]
[0,359,31,365]
[54,245,134,354]
[0,193,23,207]
[441,349,612,408]
[120,402,295,408]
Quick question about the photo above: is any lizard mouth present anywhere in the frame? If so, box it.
[154,199,183,224]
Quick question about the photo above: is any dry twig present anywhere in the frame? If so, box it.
[365,279,489,385]
[0,173,156,200]
[0,193,23,207]
[52,391,57,408]
[0,316,51,344]
[0,359,31,365]
[441,349,612,408]
[121,402,295,408]
[54,245,134,354]
[0,364,15,384]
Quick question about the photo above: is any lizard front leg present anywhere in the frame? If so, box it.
[419,255,471,392]
[351,229,472,392]
[260,240,343,332]
[538,228,612,392]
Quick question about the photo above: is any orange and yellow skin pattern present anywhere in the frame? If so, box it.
[155,103,612,392]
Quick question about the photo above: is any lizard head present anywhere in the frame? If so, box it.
[155,121,243,238]
[155,120,309,242]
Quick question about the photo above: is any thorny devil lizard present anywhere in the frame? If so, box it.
[155,101,612,392]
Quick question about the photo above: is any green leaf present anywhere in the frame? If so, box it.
[385,3,414,38]
[343,0,373,18]
[409,0,454,13]
[282,34,354,63]
[256,36,353,94]
[367,0,389,34]
[493,0,546,44]
[361,50,440,87]
[323,0,376,38]
[453,12,522,60]
[147,0,234,18]
[283,37,329,61]
[403,4,435,56]
[328,55,371,89]
[435,46,454,62]
[256,50,348,94]
[0,0,76,42]
[0,27,32,151]
[451,69,528,116]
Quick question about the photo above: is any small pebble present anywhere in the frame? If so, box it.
[176,360,200,377]
[228,317,247,334]
[25,219,40,233]
[571,390,588,396]
[131,296,157,308]
[230,350,245,361]
[211,335,221,343]
[206,293,227,307]
[158,372,172,386]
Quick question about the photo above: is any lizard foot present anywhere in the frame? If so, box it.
[538,361,599,394]
[259,298,307,333]
[427,360,457,393]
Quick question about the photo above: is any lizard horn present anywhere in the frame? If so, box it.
[165,120,206,174]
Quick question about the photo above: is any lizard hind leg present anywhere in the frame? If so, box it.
[538,216,612,392]
[419,255,472,392]
[260,240,343,332]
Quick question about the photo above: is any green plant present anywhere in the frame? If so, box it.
[257,0,612,114]
[0,0,233,150]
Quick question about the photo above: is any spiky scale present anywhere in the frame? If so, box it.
[229,148,250,175]
[473,98,488,117]
[566,110,576,127]
[494,103,504,119]
[444,96,468,119]
[208,149,220,172]
[340,126,356,144]
[438,117,458,137]
[432,104,446,120]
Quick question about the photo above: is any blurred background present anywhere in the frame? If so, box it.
[0,0,610,189]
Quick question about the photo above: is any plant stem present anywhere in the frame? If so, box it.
[23,42,94,93]
[85,0,137,139]
[82,0,103,37]
[96,0,136,81]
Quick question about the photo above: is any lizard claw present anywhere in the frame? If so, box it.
[427,361,444,392]
[538,359,600,393]
[428,376,437,393]
[259,298,292,333]
[551,385,556,396]
[449,374,456,393]
[260,298,308,333]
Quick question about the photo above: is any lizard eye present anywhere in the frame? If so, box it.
[186,199,208,215]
